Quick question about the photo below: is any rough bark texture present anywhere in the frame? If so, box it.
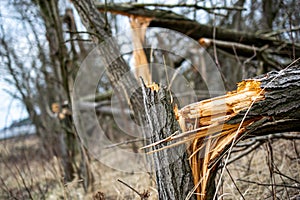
[141,84,196,200]
[228,64,300,131]
[35,0,76,182]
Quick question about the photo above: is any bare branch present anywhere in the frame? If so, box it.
[95,3,300,60]
[263,25,300,37]
[117,179,150,199]
[237,179,300,190]
[107,3,246,11]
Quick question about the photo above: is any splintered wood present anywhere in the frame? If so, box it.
[178,80,264,131]
[145,79,265,200]
[177,80,265,200]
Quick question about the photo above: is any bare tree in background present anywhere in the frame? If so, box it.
[1,0,94,191]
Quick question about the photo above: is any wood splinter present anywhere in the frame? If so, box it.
[143,66,300,200]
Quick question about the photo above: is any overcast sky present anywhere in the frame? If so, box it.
[0,82,28,130]
[0,1,29,130]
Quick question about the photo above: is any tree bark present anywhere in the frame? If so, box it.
[227,64,300,128]
[34,0,78,182]
[141,83,196,200]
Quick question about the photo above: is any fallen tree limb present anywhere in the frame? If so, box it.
[110,3,246,12]
[95,3,300,60]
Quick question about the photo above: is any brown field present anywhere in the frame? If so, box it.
[0,134,299,199]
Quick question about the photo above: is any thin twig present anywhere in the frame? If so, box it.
[263,25,300,37]
[274,170,300,185]
[265,141,276,200]
[225,132,300,165]
[117,179,150,199]
[163,55,173,103]
[64,30,102,37]
[292,140,300,159]
[222,141,263,166]
[274,165,291,200]
[237,179,300,190]
[1,152,24,198]
[0,175,17,199]
[104,138,147,149]
[225,167,246,200]
[212,14,229,90]
[63,38,92,43]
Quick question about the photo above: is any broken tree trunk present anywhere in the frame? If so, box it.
[145,63,300,200]
[74,1,300,199]
[141,83,196,200]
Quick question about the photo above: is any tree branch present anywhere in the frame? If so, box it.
[95,3,300,60]
[111,3,246,11]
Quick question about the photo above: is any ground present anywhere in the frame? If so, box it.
[0,134,299,199]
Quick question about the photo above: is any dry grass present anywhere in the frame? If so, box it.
[0,135,157,200]
[221,139,300,199]
[0,134,299,199]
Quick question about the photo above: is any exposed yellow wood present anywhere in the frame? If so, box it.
[144,79,265,200]
[174,80,264,200]
[147,82,159,91]
[130,16,152,85]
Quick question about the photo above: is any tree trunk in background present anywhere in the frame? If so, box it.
[34,0,76,182]
[261,0,279,31]
[34,0,95,188]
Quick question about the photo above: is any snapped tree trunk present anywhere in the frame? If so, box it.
[145,63,300,200]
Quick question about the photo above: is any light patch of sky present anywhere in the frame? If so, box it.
[123,0,231,24]
[70,3,88,38]
[0,82,28,130]
[0,1,38,130]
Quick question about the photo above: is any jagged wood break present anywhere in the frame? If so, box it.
[177,79,265,199]
[144,65,300,200]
